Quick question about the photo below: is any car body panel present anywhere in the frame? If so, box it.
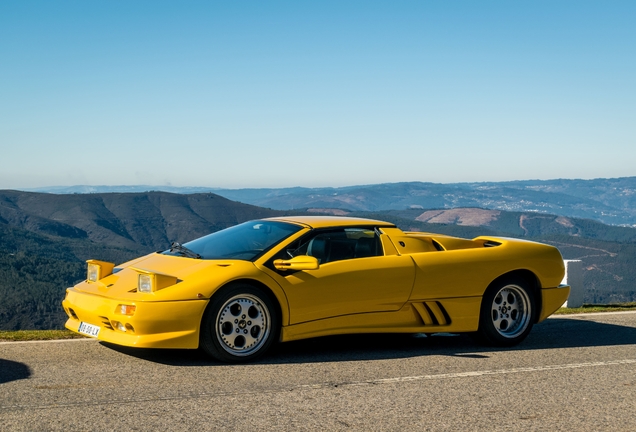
[406,238,565,300]
[71,255,285,302]
[539,285,572,322]
[260,254,415,324]
[63,289,208,348]
[62,215,570,352]
[266,215,394,229]
[281,296,483,341]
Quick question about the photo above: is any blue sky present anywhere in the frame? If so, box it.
[1,1,634,189]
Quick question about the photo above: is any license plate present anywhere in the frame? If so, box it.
[78,322,100,337]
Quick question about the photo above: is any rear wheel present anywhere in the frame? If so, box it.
[200,284,278,362]
[478,278,535,346]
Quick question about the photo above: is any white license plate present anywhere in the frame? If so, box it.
[78,322,101,337]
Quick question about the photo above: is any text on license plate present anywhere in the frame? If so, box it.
[78,322,100,337]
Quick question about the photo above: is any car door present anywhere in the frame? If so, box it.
[264,227,415,325]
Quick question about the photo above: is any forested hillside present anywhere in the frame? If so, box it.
[0,224,140,329]
[0,191,288,330]
[0,190,285,250]
[1,191,635,330]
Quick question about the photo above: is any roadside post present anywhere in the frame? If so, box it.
[562,260,584,308]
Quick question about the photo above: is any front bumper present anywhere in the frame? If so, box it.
[62,288,209,349]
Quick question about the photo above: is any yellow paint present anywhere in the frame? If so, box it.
[130,267,178,292]
[273,255,319,271]
[63,289,208,348]
[86,260,115,282]
[281,297,482,341]
[538,285,571,322]
[62,215,567,351]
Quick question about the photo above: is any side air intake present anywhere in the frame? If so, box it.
[412,301,451,326]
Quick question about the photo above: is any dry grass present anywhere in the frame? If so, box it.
[0,329,86,342]
[554,302,636,315]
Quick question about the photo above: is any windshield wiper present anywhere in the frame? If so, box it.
[169,242,201,259]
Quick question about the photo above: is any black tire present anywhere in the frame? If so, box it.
[477,278,535,347]
[200,284,279,363]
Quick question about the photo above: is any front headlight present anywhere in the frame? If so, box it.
[86,260,115,283]
[133,268,178,293]
[138,273,153,293]
[87,263,99,282]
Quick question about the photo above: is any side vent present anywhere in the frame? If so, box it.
[98,316,114,330]
[412,301,451,326]
[431,240,445,251]
[484,240,501,248]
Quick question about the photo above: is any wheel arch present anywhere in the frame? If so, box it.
[211,278,286,335]
[485,269,542,323]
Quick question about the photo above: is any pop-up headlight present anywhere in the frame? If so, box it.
[133,268,178,293]
[138,273,153,293]
[86,260,115,283]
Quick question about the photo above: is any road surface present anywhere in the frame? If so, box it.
[2,312,636,431]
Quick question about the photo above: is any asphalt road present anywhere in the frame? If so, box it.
[2,312,636,431]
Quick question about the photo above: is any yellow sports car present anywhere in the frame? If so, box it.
[62,216,569,362]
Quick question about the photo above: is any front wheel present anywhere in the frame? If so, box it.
[477,279,535,346]
[200,284,278,362]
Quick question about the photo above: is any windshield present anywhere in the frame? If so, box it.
[163,220,302,260]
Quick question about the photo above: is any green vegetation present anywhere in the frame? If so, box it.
[1,190,635,331]
[0,224,142,331]
[554,303,636,315]
[538,235,636,305]
[0,329,85,341]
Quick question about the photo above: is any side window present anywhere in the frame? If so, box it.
[294,228,381,264]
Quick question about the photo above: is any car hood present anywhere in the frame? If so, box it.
[72,253,266,302]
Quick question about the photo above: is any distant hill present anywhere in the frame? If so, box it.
[345,208,636,308]
[0,190,286,251]
[25,176,636,226]
[0,191,289,330]
[1,190,635,331]
[369,207,636,242]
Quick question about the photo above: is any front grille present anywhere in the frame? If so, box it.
[98,316,113,330]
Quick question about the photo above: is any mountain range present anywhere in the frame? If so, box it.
[1,189,635,330]
[0,191,288,330]
[26,177,636,226]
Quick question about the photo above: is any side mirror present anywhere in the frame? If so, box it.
[273,255,320,271]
